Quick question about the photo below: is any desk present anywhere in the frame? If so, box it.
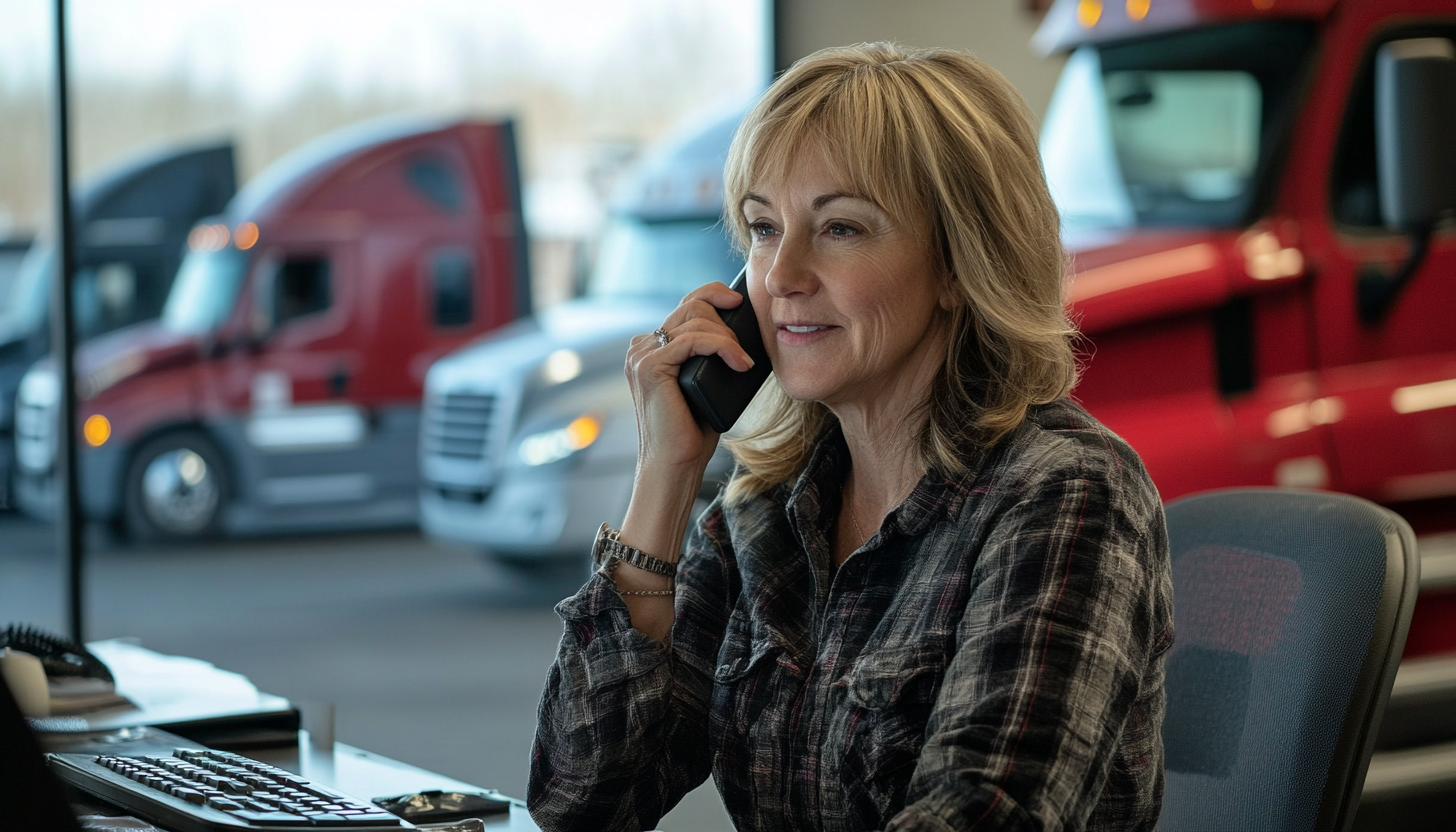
[37,640,543,831]
[43,726,541,831]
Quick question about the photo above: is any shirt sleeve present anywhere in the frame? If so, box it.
[887,466,1174,832]
[527,506,737,832]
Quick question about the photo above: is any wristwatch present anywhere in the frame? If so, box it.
[591,523,677,577]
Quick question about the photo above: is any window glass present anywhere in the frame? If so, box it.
[273,256,331,326]
[1041,21,1316,233]
[587,217,742,300]
[1107,71,1261,219]
[406,154,464,214]
[0,244,52,340]
[432,249,474,327]
[161,248,249,334]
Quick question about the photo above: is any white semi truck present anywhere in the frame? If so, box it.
[418,108,743,566]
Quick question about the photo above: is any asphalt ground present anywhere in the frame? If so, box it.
[0,511,733,831]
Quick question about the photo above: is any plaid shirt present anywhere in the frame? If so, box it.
[529,399,1174,832]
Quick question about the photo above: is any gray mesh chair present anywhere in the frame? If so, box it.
[1159,489,1418,832]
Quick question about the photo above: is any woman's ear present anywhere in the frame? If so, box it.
[938,273,963,312]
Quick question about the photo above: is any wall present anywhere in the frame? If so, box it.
[775,0,1065,122]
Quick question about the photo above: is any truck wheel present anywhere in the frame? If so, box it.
[124,431,229,542]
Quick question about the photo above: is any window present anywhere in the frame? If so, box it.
[273,256,331,327]
[1041,21,1317,233]
[162,248,249,334]
[1106,70,1262,220]
[587,218,743,300]
[431,249,474,327]
[406,154,464,214]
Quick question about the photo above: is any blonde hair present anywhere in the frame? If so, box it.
[723,42,1077,504]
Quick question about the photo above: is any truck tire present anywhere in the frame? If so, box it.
[124,431,229,542]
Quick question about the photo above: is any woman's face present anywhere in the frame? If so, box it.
[742,141,951,413]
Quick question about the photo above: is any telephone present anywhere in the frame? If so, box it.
[677,266,773,433]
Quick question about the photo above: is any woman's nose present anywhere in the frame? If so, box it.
[763,239,818,298]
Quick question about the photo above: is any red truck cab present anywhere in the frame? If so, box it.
[1034,0,1456,821]
[14,118,529,539]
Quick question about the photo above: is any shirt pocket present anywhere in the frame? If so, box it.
[838,645,947,803]
[709,613,794,744]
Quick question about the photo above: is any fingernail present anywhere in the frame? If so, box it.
[744,355,756,369]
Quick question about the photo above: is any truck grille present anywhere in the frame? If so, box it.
[14,398,55,473]
[423,392,497,462]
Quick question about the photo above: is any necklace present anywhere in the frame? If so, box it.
[848,499,868,545]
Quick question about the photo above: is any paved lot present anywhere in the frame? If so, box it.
[0,512,732,831]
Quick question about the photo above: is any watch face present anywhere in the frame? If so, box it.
[591,523,610,564]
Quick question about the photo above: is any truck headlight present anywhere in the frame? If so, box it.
[540,349,582,385]
[518,414,601,466]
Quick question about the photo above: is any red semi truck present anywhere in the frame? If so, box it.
[1033,0,1456,822]
[14,118,529,539]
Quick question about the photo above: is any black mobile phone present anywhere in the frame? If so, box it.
[678,266,772,433]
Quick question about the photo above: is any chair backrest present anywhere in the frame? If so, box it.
[1158,488,1418,832]
[0,672,83,832]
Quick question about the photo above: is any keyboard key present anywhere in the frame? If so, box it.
[206,796,244,811]
[231,809,309,825]
[171,788,206,804]
[341,813,409,826]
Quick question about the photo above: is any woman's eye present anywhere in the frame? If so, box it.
[826,222,859,239]
[748,221,778,240]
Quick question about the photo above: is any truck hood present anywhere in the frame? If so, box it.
[1062,226,1300,335]
[69,321,200,400]
[428,297,675,388]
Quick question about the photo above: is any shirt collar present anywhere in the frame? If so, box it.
[783,420,988,542]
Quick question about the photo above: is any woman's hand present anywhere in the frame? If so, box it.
[625,281,757,476]
[616,281,758,643]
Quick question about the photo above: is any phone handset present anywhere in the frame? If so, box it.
[677,266,773,433]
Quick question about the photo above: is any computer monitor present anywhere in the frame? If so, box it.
[0,678,84,832]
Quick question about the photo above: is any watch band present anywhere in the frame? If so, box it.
[592,523,677,577]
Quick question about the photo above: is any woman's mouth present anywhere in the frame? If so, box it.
[777,323,836,345]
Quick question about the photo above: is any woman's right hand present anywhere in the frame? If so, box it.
[614,281,760,642]
[625,280,758,478]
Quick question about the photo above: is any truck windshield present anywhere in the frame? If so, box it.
[1040,21,1315,234]
[0,245,51,341]
[162,248,249,334]
[587,217,743,300]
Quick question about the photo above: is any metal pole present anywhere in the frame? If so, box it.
[50,0,85,643]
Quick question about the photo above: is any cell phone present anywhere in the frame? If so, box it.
[677,266,773,433]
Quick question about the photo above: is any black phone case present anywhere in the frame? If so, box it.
[678,267,772,433]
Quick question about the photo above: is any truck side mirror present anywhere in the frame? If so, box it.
[1362,38,1456,322]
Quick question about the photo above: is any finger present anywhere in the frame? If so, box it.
[658,282,745,328]
[680,280,746,311]
[635,328,757,374]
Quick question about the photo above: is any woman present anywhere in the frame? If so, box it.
[529,43,1173,832]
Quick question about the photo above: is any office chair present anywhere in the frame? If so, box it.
[0,673,84,832]
[1158,488,1418,832]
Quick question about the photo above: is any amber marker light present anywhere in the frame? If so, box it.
[1253,0,1275,9]
[1078,0,1103,27]
[83,414,111,447]
[1127,0,1150,21]
[566,415,602,450]
[235,221,260,250]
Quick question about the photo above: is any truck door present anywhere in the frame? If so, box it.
[1312,24,1456,504]
[236,242,375,507]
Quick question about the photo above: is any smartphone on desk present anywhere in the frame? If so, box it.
[677,266,773,433]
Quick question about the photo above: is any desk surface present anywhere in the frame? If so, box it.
[258,734,539,831]
[45,726,542,831]
[41,639,543,831]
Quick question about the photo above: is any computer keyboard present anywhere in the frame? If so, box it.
[47,748,414,831]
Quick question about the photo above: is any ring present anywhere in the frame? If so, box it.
[653,328,671,348]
